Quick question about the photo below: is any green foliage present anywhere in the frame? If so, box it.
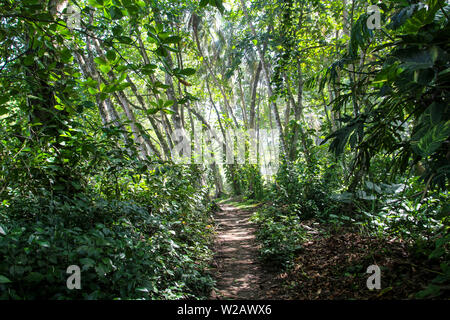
[225,164,265,200]
[251,206,306,268]
[0,171,215,300]
[272,161,333,220]
[199,0,225,14]
[0,0,448,301]
[416,231,450,298]
[321,0,450,191]
[0,0,221,301]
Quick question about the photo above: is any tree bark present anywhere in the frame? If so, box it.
[239,1,287,156]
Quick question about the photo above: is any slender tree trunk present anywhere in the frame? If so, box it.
[239,1,287,156]
[187,105,224,197]
[126,76,169,159]
[191,15,239,129]
[283,74,292,137]
[237,75,249,129]
[343,0,359,116]
[249,61,262,131]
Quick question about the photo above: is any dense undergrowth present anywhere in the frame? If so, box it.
[246,0,450,299]
[0,166,216,300]
[0,111,216,299]
[251,156,449,298]
[1,178,216,300]
[0,0,449,301]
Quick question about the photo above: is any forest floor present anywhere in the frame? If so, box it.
[209,200,279,299]
[209,198,444,300]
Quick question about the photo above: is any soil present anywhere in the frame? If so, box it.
[209,201,446,300]
[210,203,278,299]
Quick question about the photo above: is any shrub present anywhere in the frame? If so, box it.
[251,206,307,268]
[0,186,215,300]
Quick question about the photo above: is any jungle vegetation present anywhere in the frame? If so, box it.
[0,0,448,299]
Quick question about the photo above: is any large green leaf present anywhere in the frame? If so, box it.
[109,6,123,20]
[178,68,196,76]
[0,275,12,284]
[412,120,450,157]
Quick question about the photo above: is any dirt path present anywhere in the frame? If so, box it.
[210,202,277,300]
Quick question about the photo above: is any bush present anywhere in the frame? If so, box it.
[225,164,265,200]
[251,206,307,268]
[271,161,333,220]
[0,183,215,300]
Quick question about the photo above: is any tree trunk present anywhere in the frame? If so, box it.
[249,62,262,131]
[239,1,287,156]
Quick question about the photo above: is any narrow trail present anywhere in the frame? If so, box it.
[210,202,278,300]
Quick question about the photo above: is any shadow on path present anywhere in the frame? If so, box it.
[210,203,278,299]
